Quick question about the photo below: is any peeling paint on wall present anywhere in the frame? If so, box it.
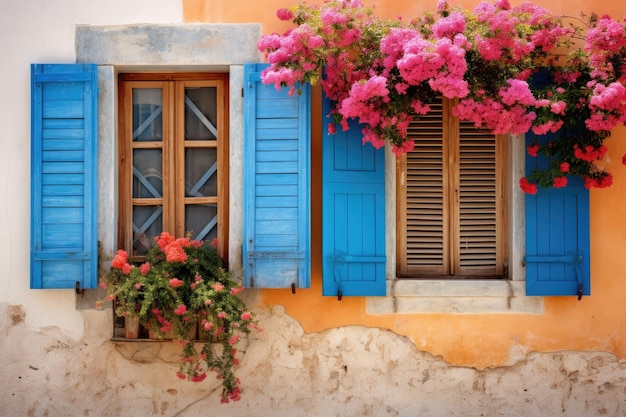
[1,303,626,417]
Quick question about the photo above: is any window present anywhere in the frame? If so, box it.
[118,73,229,259]
[396,98,508,279]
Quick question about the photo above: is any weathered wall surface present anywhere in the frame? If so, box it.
[2,302,625,417]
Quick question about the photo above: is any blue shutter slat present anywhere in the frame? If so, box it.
[243,63,311,289]
[30,63,98,289]
[525,133,590,296]
[322,97,386,297]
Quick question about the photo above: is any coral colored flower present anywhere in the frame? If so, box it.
[139,262,150,275]
[99,281,107,289]
[155,232,175,251]
[553,176,568,188]
[121,263,132,275]
[211,282,225,292]
[173,304,187,315]
[134,283,143,290]
[230,286,244,295]
[111,250,129,269]
[165,243,187,263]
[228,334,240,346]
[204,299,212,306]
[169,278,184,288]
[210,238,219,248]
[191,373,207,382]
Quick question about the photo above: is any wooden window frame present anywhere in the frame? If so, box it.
[117,73,229,260]
[396,98,508,279]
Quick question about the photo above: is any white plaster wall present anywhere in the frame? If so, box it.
[2,301,625,417]
[0,0,182,338]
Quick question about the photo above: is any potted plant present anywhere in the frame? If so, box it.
[99,232,259,403]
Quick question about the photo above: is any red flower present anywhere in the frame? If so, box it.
[526,143,540,157]
[173,304,187,315]
[519,177,537,195]
[553,176,568,188]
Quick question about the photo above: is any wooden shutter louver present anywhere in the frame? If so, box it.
[456,121,502,275]
[401,99,446,275]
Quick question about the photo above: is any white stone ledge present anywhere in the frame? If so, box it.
[366,279,544,315]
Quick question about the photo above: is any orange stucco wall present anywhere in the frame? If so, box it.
[183,0,626,368]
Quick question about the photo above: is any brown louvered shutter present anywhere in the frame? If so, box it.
[453,120,506,276]
[397,98,448,276]
[397,98,508,278]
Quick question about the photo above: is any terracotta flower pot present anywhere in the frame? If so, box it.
[124,316,141,339]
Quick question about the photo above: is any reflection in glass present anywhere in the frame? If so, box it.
[185,204,217,242]
[133,149,163,198]
[185,148,217,197]
[133,206,163,255]
[184,87,217,140]
[132,88,163,142]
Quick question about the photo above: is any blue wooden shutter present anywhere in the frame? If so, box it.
[524,134,590,297]
[30,64,99,289]
[243,63,310,289]
[322,97,386,297]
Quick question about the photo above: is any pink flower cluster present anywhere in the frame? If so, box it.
[258,0,626,192]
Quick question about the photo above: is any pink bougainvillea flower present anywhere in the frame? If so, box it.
[169,278,184,288]
[241,311,252,321]
[217,311,227,319]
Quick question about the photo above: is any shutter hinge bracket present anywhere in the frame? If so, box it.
[291,283,296,294]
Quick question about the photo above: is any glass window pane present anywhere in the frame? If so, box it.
[132,88,163,142]
[184,87,217,140]
[185,204,217,242]
[133,149,163,198]
[185,148,217,197]
[132,205,162,256]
